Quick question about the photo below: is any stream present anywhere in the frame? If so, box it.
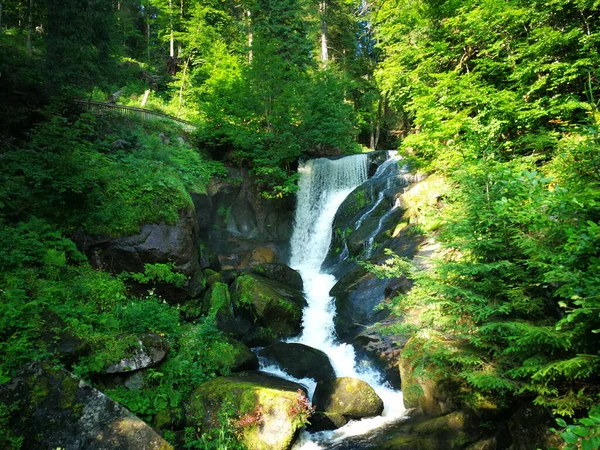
[260,153,408,449]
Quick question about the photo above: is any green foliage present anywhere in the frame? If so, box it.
[554,404,600,450]
[0,403,23,450]
[184,401,246,449]
[122,263,187,288]
[0,112,225,235]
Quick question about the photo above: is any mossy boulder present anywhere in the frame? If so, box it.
[185,372,309,450]
[312,377,383,421]
[203,268,225,286]
[399,336,462,416]
[230,274,307,346]
[202,282,238,335]
[0,363,172,450]
[228,337,259,372]
[250,263,304,291]
[103,333,168,374]
[259,342,335,381]
[371,410,480,450]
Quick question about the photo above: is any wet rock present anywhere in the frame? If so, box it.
[250,263,304,292]
[330,266,390,341]
[230,273,307,346]
[312,377,384,421]
[203,268,224,286]
[259,342,335,381]
[185,372,308,450]
[75,208,203,301]
[191,193,213,231]
[104,333,169,374]
[353,319,411,390]
[0,363,172,450]
[239,247,276,268]
[306,412,348,432]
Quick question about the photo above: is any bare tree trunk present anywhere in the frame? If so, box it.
[246,10,253,63]
[141,89,150,107]
[178,56,190,114]
[178,0,184,56]
[320,1,328,63]
[26,0,34,55]
[168,0,174,58]
[374,95,383,149]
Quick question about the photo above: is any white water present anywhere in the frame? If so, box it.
[280,154,406,449]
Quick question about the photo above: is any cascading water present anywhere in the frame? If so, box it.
[261,154,407,449]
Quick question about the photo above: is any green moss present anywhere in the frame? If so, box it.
[59,376,79,410]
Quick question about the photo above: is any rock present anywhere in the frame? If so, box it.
[206,167,295,269]
[465,437,498,450]
[371,410,481,450]
[228,338,259,372]
[191,193,213,231]
[204,268,224,286]
[250,263,304,291]
[239,247,276,268]
[0,363,173,450]
[230,274,307,346]
[330,266,390,341]
[312,377,384,420]
[202,282,238,336]
[306,412,348,432]
[75,208,203,301]
[103,333,169,374]
[353,319,410,390]
[259,342,335,381]
[185,372,309,450]
[508,403,564,450]
[399,336,461,416]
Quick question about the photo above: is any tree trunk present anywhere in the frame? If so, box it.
[178,56,190,114]
[147,21,151,62]
[141,89,150,107]
[374,95,383,149]
[320,1,328,63]
[247,10,253,63]
[0,1,4,30]
[26,0,34,55]
[169,0,174,58]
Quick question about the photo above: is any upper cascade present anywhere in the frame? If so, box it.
[290,154,368,271]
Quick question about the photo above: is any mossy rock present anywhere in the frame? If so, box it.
[399,336,462,416]
[230,274,307,346]
[203,268,225,287]
[227,337,259,372]
[185,372,308,450]
[0,363,173,450]
[312,377,383,420]
[202,282,238,335]
[371,410,480,450]
[250,263,304,291]
[103,333,169,374]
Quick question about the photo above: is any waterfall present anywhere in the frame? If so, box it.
[260,153,406,448]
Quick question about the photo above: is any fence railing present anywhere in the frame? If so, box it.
[75,100,197,131]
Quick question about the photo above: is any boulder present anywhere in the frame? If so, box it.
[353,319,411,389]
[202,282,238,336]
[306,412,348,432]
[370,410,481,450]
[312,377,384,421]
[228,338,259,372]
[399,336,461,416]
[259,342,335,381]
[76,208,204,301]
[103,333,168,374]
[205,167,295,270]
[230,274,307,346]
[508,403,564,450]
[330,266,390,341]
[203,268,224,286]
[185,372,310,450]
[0,363,173,450]
[250,263,304,292]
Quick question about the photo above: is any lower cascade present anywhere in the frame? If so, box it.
[260,153,407,448]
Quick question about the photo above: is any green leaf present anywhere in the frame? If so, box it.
[561,431,579,444]
[556,418,568,427]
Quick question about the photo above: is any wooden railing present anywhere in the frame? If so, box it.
[75,100,197,131]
